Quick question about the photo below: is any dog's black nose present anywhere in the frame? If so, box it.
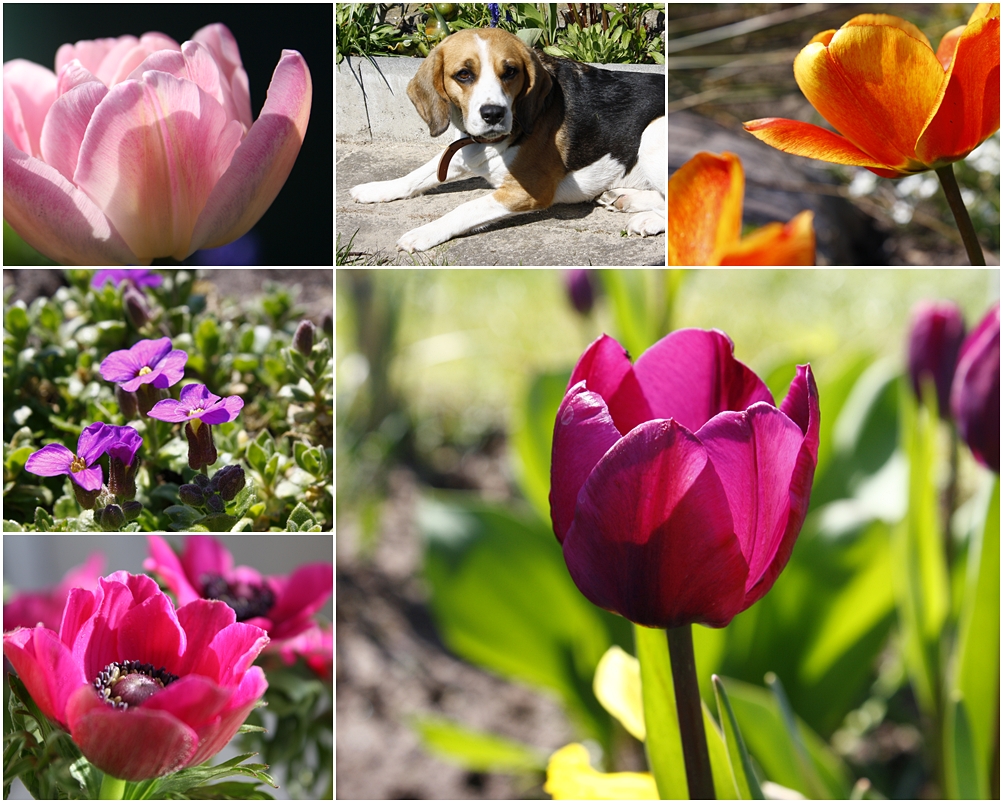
[479,105,506,125]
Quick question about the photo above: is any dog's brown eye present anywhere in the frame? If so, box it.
[501,66,518,80]
[455,69,474,83]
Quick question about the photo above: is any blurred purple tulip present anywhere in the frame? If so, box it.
[907,300,965,417]
[951,302,1000,472]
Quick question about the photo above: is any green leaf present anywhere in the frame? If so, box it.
[712,675,763,799]
[411,714,546,772]
[165,504,203,529]
[635,624,688,799]
[4,301,30,339]
[287,501,316,530]
[263,452,280,486]
[945,475,999,799]
[893,381,949,717]
[194,316,221,359]
[247,440,269,474]
[510,370,568,523]
[717,676,851,799]
[33,507,54,532]
[127,753,277,799]
[420,496,621,744]
[3,518,24,532]
[766,672,829,800]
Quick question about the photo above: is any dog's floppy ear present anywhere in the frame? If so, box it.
[513,47,552,136]
[407,42,451,137]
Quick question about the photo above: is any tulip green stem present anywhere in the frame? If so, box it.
[666,625,715,799]
[99,773,126,800]
[935,164,985,266]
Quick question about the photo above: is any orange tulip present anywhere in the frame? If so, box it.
[743,5,1000,179]
[668,151,815,266]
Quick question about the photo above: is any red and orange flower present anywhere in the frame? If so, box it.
[744,5,1000,178]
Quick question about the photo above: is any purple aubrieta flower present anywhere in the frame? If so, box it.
[24,422,120,491]
[91,269,163,290]
[99,337,187,392]
[147,383,244,425]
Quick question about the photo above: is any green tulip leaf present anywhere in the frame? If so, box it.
[712,675,763,799]
[410,714,546,773]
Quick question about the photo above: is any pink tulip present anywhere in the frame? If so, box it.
[3,23,311,265]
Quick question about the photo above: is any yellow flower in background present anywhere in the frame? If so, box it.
[544,744,658,800]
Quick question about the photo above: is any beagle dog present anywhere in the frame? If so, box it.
[350,28,666,253]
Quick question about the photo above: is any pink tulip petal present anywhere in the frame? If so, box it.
[192,24,253,130]
[4,134,139,265]
[4,59,57,156]
[66,685,198,781]
[634,329,775,433]
[698,403,804,590]
[562,419,748,628]
[188,49,311,253]
[74,71,243,261]
[41,73,107,182]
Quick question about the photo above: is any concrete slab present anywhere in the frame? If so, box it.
[336,141,666,266]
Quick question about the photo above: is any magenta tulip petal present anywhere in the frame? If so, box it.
[634,329,775,433]
[563,419,748,628]
[550,332,820,629]
[24,442,74,475]
[4,134,138,265]
[698,404,804,589]
[74,71,243,261]
[951,302,1000,472]
[188,49,312,253]
[550,382,622,543]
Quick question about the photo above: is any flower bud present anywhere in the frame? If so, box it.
[206,494,225,514]
[123,285,150,329]
[116,386,138,420]
[178,484,206,507]
[193,472,212,489]
[122,500,144,521]
[212,465,246,501]
[108,456,138,501]
[293,320,315,356]
[907,300,965,418]
[72,482,101,510]
[98,504,126,531]
[184,420,218,470]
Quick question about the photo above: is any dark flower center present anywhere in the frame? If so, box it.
[93,660,179,710]
[70,455,87,473]
[201,574,275,621]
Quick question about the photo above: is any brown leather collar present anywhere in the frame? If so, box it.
[437,135,508,181]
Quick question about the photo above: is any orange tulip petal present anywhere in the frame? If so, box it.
[719,211,816,266]
[743,118,896,172]
[918,14,1000,166]
[793,22,944,172]
[668,152,744,266]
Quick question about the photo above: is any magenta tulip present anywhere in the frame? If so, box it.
[2,572,268,781]
[907,300,966,417]
[550,330,820,629]
[3,23,311,265]
[951,302,1000,472]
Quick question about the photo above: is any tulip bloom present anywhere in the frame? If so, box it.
[668,151,815,266]
[907,300,966,416]
[951,302,999,472]
[743,6,1000,178]
[3,23,311,265]
[3,572,268,781]
[550,330,819,629]
[145,534,333,645]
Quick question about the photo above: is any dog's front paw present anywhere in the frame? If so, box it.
[396,225,446,253]
[598,189,629,211]
[350,181,396,204]
[626,210,666,238]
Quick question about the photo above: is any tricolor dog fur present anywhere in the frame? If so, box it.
[350,28,666,253]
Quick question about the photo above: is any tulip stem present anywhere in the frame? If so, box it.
[935,165,985,266]
[99,773,126,800]
[666,625,715,799]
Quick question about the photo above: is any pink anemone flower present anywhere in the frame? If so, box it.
[3,23,311,265]
[2,572,268,781]
[3,552,105,632]
[145,535,333,646]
